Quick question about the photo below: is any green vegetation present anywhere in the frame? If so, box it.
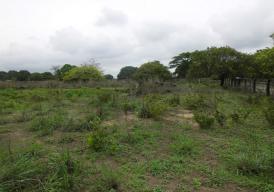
[63,65,104,81]
[0,82,273,191]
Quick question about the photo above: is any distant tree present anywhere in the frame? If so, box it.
[54,64,76,80]
[41,72,54,80]
[7,70,18,80]
[169,52,192,78]
[16,70,31,81]
[171,47,246,82]
[117,66,138,80]
[104,74,114,80]
[134,61,171,83]
[30,73,43,81]
[0,71,8,81]
[63,65,104,81]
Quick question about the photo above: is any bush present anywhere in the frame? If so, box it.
[182,94,206,110]
[194,112,215,129]
[87,126,119,153]
[138,95,169,119]
[167,94,180,107]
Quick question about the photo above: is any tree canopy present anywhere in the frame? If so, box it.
[117,66,138,80]
[55,64,77,80]
[169,46,269,79]
[104,74,114,80]
[134,61,171,82]
[63,65,104,81]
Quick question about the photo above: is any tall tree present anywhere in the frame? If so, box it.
[16,70,31,81]
[134,61,171,83]
[117,66,138,80]
[169,52,192,78]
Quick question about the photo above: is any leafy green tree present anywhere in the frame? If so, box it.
[117,66,138,80]
[254,47,274,78]
[169,52,192,78]
[134,61,171,82]
[16,70,31,81]
[41,72,54,80]
[55,64,77,80]
[104,74,114,80]
[30,72,54,81]
[7,70,18,80]
[63,65,104,81]
[30,73,43,81]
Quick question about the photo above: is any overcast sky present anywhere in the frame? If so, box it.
[0,0,274,76]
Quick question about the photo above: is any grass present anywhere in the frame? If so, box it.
[0,83,273,191]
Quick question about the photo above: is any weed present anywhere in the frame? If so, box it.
[170,135,197,156]
[194,112,215,129]
[30,112,66,135]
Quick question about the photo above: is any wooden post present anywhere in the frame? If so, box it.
[266,79,271,96]
[253,79,256,93]
[244,79,247,89]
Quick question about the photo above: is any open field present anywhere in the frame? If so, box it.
[0,82,273,192]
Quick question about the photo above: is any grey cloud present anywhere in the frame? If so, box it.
[96,8,128,26]
[209,0,274,50]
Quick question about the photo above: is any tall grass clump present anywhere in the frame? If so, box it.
[194,112,215,129]
[30,111,66,135]
[138,94,169,119]
[0,146,81,192]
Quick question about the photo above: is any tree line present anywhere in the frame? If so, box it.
[1,34,273,82]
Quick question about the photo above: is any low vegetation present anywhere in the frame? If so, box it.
[0,82,273,191]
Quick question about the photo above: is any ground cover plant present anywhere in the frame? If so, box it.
[0,82,273,192]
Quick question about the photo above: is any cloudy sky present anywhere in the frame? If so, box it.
[0,0,274,76]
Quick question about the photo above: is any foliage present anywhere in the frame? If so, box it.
[254,47,274,78]
[30,112,66,135]
[117,66,138,80]
[134,61,171,83]
[55,64,77,80]
[194,112,215,129]
[0,145,81,192]
[87,125,119,153]
[138,95,169,119]
[63,65,104,81]
[104,74,114,80]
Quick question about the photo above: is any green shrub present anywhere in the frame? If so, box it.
[87,126,119,153]
[182,94,206,110]
[194,112,215,129]
[138,95,168,119]
[167,94,180,107]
